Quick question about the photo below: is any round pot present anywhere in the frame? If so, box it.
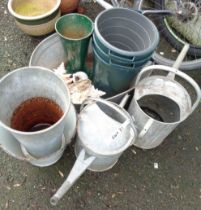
[60,0,80,14]
[7,0,61,36]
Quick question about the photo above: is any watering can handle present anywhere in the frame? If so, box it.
[50,149,95,206]
[167,44,190,79]
[119,94,130,108]
[80,97,130,120]
[80,97,137,145]
[135,65,201,112]
[109,102,138,146]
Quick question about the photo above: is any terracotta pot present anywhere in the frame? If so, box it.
[60,0,80,14]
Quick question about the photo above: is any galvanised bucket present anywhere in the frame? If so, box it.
[0,67,72,165]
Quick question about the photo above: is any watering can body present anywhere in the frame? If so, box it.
[75,99,137,171]
[75,139,122,172]
[129,96,181,149]
[128,65,201,149]
[50,98,137,205]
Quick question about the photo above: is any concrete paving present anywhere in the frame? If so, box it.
[0,1,201,209]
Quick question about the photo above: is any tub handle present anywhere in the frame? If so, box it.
[108,50,136,69]
[50,149,95,206]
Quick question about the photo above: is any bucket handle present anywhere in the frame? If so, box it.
[135,65,201,112]
[95,0,113,9]
[95,0,176,16]
[50,149,95,206]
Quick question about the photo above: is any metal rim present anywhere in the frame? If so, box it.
[0,66,71,136]
[135,64,201,122]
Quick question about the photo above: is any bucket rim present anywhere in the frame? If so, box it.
[0,66,71,136]
[94,8,159,57]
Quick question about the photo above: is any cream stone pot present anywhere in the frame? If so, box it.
[8,0,61,36]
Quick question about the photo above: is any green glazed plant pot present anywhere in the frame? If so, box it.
[55,13,94,74]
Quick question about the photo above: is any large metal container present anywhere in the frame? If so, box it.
[0,67,77,166]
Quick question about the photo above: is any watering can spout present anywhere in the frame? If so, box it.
[50,181,72,206]
[50,149,95,206]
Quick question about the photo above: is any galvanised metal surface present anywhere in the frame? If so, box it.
[128,64,201,149]
[50,98,137,205]
[0,67,76,166]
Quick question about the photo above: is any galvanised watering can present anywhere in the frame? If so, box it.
[50,98,137,205]
[128,45,201,149]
